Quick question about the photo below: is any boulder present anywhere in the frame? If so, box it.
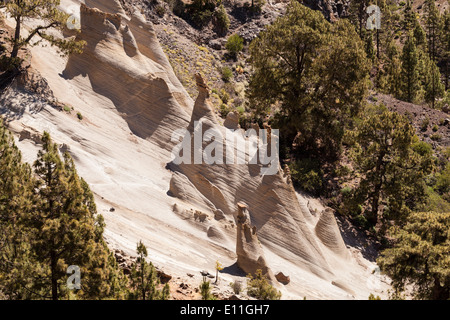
[275,271,290,285]
[223,111,240,130]
[208,39,222,50]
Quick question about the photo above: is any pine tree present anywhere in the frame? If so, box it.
[423,0,441,62]
[413,22,426,47]
[402,0,417,34]
[5,0,84,60]
[128,241,170,300]
[0,125,125,300]
[378,0,399,60]
[424,56,445,108]
[383,40,403,98]
[441,10,450,89]
[351,108,433,226]
[0,121,38,299]
[348,0,370,38]
[400,34,421,102]
[30,132,125,300]
[378,211,450,300]
[248,1,370,162]
[199,276,215,300]
[365,30,376,61]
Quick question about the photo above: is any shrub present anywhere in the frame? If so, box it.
[340,186,352,197]
[246,269,281,300]
[337,186,364,218]
[435,163,450,195]
[199,277,216,300]
[214,4,230,35]
[354,214,370,229]
[251,0,265,13]
[430,133,442,141]
[155,4,166,17]
[432,124,439,132]
[335,165,351,178]
[221,66,233,82]
[288,158,324,195]
[230,280,243,294]
[420,117,429,131]
[226,34,244,58]
[369,293,381,300]
[412,140,433,156]
[245,0,265,13]
[219,103,231,118]
[77,112,83,120]
[187,0,219,28]
[219,88,230,104]
[236,105,245,114]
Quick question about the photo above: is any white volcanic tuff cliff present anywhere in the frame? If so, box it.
[0,0,389,299]
[168,73,334,279]
[63,3,192,148]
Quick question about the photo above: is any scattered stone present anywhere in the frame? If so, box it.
[208,39,222,50]
[275,271,290,285]
[156,267,172,284]
[179,283,189,289]
[214,209,225,220]
[109,207,115,212]
[200,270,210,277]
[193,210,208,222]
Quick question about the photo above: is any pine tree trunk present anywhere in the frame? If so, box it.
[432,66,435,109]
[432,276,448,300]
[376,29,380,59]
[369,153,386,226]
[11,16,21,59]
[359,3,364,38]
[51,251,58,300]
[141,260,145,300]
[369,186,380,226]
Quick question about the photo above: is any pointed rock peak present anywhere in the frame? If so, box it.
[315,207,349,259]
[187,73,217,131]
[84,0,128,18]
[195,73,209,98]
[237,202,249,222]
[80,3,122,31]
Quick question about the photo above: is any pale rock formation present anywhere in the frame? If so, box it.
[62,3,193,149]
[315,208,350,259]
[223,111,240,130]
[168,73,334,280]
[235,202,274,281]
